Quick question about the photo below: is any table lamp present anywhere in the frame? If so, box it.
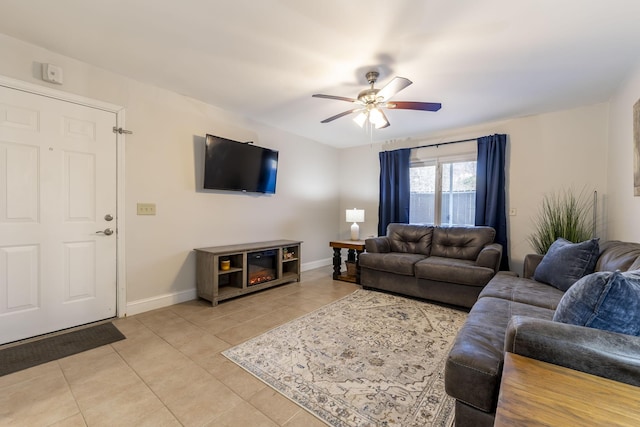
[346,208,365,240]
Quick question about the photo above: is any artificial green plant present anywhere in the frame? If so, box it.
[528,188,594,254]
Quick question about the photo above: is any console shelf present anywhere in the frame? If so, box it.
[194,240,302,306]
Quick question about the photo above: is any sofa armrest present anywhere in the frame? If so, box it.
[505,315,640,387]
[523,254,544,279]
[475,243,502,272]
[365,237,390,253]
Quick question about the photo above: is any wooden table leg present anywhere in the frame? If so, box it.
[332,247,341,280]
[355,249,363,284]
[346,248,356,263]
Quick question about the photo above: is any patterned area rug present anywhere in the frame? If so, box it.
[223,290,467,426]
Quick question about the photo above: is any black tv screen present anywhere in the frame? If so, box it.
[203,134,278,194]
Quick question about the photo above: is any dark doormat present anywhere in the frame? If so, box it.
[0,322,126,377]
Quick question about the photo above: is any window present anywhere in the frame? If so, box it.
[410,155,477,226]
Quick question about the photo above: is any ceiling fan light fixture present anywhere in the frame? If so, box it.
[369,107,387,129]
[374,120,388,130]
[313,71,441,128]
[353,111,368,127]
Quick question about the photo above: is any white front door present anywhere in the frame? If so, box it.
[0,85,117,344]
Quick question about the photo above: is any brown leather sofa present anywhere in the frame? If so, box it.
[359,224,502,308]
[445,240,640,427]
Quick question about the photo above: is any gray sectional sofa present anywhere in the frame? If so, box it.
[445,240,640,427]
[359,223,502,308]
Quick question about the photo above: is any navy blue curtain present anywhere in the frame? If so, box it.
[476,134,509,270]
[378,148,411,236]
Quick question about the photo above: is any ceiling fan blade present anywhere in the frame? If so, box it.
[376,77,412,101]
[320,108,362,123]
[387,101,442,112]
[312,94,358,103]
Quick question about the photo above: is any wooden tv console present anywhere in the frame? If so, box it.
[194,240,301,306]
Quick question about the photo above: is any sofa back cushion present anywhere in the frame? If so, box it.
[386,223,434,255]
[596,240,640,272]
[430,226,496,261]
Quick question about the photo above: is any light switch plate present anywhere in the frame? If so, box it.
[137,203,156,215]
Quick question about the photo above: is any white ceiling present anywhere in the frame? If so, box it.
[2,0,640,148]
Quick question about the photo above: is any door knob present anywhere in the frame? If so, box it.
[96,228,114,236]
[104,214,114,221]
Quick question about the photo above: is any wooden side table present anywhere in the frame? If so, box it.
[329,240,365,284]
[495,352,640,426]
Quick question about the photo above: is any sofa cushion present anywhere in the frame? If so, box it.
[386,223,434,255]
[478,272,565,310]
[596,240,640,272]
[553,270,640,336]
[533,238,599,291]
[364,236,390,253]
[358,252,427,276]
[445,297,555,413]
[431,226,496,261]
[415,257,495,287]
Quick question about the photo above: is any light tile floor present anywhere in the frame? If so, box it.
[0,266,360,426]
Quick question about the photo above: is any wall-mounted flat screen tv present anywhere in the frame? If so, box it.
[203,134,278,194]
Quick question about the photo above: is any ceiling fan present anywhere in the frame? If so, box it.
[312,71,441,129]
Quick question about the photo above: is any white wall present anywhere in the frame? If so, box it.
[0,34,340,311]
[338,145,381,240]
[340,103,609,275]
[606,61,640,241]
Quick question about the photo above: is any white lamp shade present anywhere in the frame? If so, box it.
[353,111,367,127]
[346,209,365,223]
[368,108,385,128]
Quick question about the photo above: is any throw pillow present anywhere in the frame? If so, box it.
[553,270,640,336]
[533,238,599,291]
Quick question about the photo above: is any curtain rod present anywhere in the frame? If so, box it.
[413,137,478,150]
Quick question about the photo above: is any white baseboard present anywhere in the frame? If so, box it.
[301,258,332,271]
[124,258,333,317]
[125,288,197,316]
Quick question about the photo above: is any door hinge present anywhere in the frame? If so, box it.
[113,126,133,135]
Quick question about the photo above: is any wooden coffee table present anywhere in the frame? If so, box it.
[495,352,640,426]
